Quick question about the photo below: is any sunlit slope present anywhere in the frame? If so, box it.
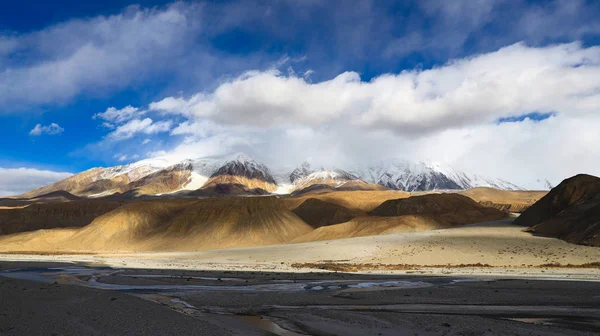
[459,187,547,212]
[292,193,508,243]
[282,190,411,212]
[0,197,313,252]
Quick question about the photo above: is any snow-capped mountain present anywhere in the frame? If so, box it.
[21,152,550,198]
[352,160,525,192]
[354,161,462,192]
[293,169,361,190]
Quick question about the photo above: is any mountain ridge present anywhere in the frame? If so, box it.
[18,153,551,198]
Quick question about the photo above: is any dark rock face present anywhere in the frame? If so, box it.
[515,174,600,247]
[211,160,277,185]
[292,198,356,228]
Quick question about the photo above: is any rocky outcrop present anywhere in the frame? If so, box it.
[515,174,600,246]
[478,201,531,213]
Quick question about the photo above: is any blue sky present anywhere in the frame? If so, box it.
[1,0,600,195]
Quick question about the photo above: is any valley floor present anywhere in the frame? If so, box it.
[2,219,599,279]
[1,261,599,335]
[1,219,600,335]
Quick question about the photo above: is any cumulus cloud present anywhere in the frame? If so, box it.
[0,167,72,196]
[137,42,600,187]
[107,118,172,140]
[150,42,600,135]
[29,123,64,136]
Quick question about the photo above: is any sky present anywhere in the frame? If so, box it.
[1,0,600,195]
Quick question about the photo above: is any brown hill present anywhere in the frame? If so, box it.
[292,193,508,243]
[283,190,411,213]
[290,181,387,196]
[21,168,104,198]
[514,174,600,246]
[0,200,125,236]
[370,193,507,218]
[125,167,192,196]
[201,175,277,193]
[0,191,82,208]
[30,190,82,202]
[292,198,358,228]
[187,183,270,197]
[0,197,312,252]
[291,215,452,243]
[459,187,547,213]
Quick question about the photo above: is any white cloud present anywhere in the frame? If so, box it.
[151,42,600,136]
[0,167,72,196]
[139,42,600,186]
[116,154,128,162]
[29,123,64,136]
[142,139,152,145]
[107,118,172,140]
[0,3,202,109]
[94,105,145,124]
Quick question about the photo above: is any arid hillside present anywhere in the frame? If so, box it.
[292,198,359,228]
[0,197,312,252]
[0,200,125,235]
[292,193,508,243]
[282,190,411,212]
[515,174,600,246]
[459,187,547,212]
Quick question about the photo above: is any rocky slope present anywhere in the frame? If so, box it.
[514,174,600,246]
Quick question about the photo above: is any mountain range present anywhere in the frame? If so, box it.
[21,152,552,199]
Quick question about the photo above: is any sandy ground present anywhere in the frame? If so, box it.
[2,219,599,279]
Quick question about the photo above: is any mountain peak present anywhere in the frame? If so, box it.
[223,152,256,163]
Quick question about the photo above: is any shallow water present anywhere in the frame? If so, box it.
[0,266,433,292]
